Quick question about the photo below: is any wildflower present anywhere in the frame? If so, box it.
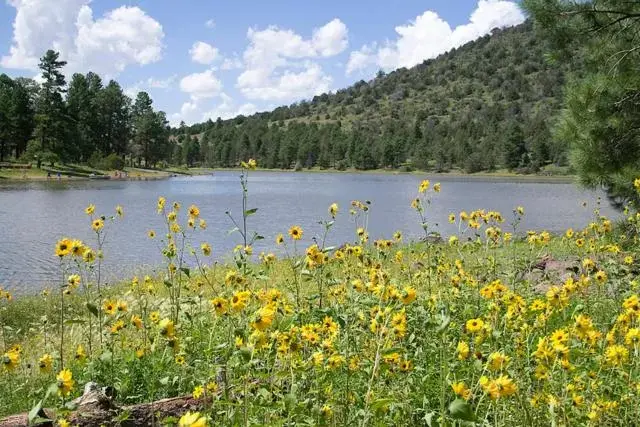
[516,206,524,215]
[393,230,402,241]
[75,345,86,361]
[251,306,275,331]
[488,352,510,371]
[55,238,73,257]
[624,328,640,347]
[320,404,333,418]
[131,315,143,329]
[448,213,456,223]
[175,354,186,365]
[2,350,19,370]
[231,291,251,312]
[56,369,74,397]
[91,218,104,231]
[111,320,125,334]
[67,274,81,287]
[327,354,345,370]
[193,385,204,399]
[38,354,53,373]
[117,301,128,312]
[288,225,303,240]
[201,243,212,256]
[624,255,634,265]
[103,300,116,315]
[418,179,430,193]
[149,311,160,323]
[329,203,338,218]
[451,382,471,400]
[594,270,607,283]
[466,318,485,334]
[157,197,166,213]
[148,230,156,239]
[178,411,208,427]
[159,318,176,338]
[433,182,441,192]
[401,286,416,304]
[188,205,200,218]
[70,240,84,257]
[276,233,284,245]
[211,297,228,315]
[199,219,207,229]
[605,344,629,366]
[115,205,123,217]
[457,341,470,360]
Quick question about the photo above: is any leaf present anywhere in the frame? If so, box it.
[159,376,170,386]
[244,208,258,216]
[86,302,99,317]
[28,400,44,423]
[163,280,173,288]
[227,227,240,235]
[100,351,113,363]
[254,235,264,241]
[436,315,451,334]
[424,411,438,427]
[180,267,190,278]
[371,398,394,411]
[381,347,403,356]
[448,399,476,422]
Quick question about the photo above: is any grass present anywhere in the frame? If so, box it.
[0,171,638,426]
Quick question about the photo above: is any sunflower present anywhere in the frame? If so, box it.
[201,243,212,256]
[329,203,339,218]
[70,240,84,257]
[56,369,75,397]
[91,218,104,232]
[418,179,430,193]
[276,234,284,245]
[147,230,156,239]
[103,300,116,316]
[199,219,207,229]
[115,205,123,217]
[187,205,200,218]
[288,225,303,240]
[465,318,485,334]
[55,238,73,257]
[85,204,95,215]
[38,354,53,373]
[178,411,208,427]
[211,297,228,315]
[159,318,176,338]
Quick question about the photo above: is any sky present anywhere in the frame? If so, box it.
[0,0,525,126]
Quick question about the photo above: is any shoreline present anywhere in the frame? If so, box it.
[0,165,576,184]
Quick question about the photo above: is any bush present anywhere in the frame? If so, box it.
[101,153,125,171]
[87,152,103,168]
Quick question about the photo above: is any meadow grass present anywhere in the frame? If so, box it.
[1,164,639,426]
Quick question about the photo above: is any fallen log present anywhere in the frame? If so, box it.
[0,383,209,427]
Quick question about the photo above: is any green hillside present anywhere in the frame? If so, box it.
[175,21,577,173]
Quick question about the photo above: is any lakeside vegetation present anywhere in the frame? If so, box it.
[1,161,640,426]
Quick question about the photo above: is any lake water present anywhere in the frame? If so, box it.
[0,171,618,293]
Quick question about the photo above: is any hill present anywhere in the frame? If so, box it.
[174,21,577,173]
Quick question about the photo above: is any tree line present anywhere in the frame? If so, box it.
[0,50,172,168]
[175,22,575,173]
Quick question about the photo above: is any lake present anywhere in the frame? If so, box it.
[0,171,618,293]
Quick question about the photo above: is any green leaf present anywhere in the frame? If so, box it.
[448,399,476,422]
[180,267,190,278]
[228,227,240,235]
[254,235,264,241]
[371,398,394,411]
[28,400,44,423]
[244,208,258,216]
[436,315,451,334]
[100,351,113,363]
[86,302,99,317]
[424,411,438,427]
[163,280,173,288]
[159,376,170,386]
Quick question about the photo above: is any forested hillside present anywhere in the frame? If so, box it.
[176,21,576,173]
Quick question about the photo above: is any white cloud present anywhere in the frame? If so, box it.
[205,19,216,29]
[170,93,258,126]
[312,18,349,57]
[179,69,223,100]
[237,19,347,102]
[346,0,524,75]
[147,75,176,89]
[189,41,220,65]
[220,56,243,70]
[2,1,164,77]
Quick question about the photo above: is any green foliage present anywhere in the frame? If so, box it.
[174,22,574,173]
[524,0,640,204]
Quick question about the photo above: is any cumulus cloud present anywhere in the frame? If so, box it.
[220,56,243,71]
[179,69,223,100]
[170,93,258,126]
[237,18,347,102]
[189,41,220,65]
[125,75,176,97]
[2,0,164,77]
[205,19,216,29]
[346,0,524,75]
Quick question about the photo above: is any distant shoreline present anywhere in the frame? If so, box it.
[0,165,575,184]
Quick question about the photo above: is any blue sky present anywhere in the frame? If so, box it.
[0,1,525,126]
